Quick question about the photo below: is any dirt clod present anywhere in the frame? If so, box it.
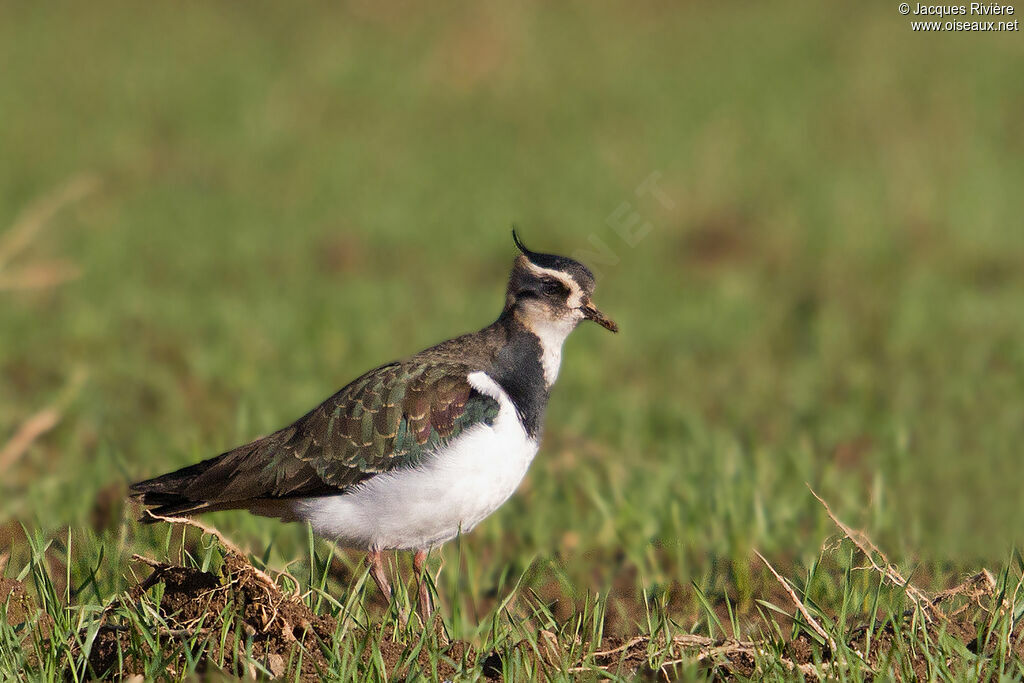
[85,551,336,680]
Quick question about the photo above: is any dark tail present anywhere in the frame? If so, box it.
[129,455,225,521]
[131,424,336,524]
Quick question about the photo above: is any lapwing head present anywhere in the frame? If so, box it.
[504,230,618,334]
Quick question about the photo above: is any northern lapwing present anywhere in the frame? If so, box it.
[131,231,617,621]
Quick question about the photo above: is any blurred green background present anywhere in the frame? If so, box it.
[2,0,1023,630]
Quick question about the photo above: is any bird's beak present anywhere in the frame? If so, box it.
[582,302,618,333]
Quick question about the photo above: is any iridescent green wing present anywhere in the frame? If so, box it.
[284,361,501,489]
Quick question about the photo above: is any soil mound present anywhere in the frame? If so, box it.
[86,552,336,680]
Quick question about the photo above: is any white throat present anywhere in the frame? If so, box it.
[525,318,576,386]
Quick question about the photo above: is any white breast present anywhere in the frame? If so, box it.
[290,371,538,551]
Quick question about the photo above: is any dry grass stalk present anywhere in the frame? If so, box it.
[809,487,1004,629]
[571,632,835,679]
[0,174,99,270]
[754,549,840,654]
[0,173,98,291]
[0,409,60,474]
[0,369,86,474]
[0,260,82,291]
[672,634,830,677]
[140,512,281,593]
[590,635,646,658]
[808,486,940,622]
[932,570,997,613]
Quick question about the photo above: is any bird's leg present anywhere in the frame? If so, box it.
[367,550,410,625]
[413,549,433,624]
[367,550,392,602]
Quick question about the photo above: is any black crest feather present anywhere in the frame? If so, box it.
[512,228,535,259]
[509,228,596,290]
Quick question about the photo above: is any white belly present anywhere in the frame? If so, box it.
[290,372,538,551]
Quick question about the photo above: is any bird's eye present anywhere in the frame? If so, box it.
[541,278,568,297]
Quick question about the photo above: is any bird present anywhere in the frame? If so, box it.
[130,230,617,622]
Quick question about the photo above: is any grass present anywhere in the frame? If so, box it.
[2,1,1024,679]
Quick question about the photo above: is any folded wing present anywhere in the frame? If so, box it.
[131,361,501,519]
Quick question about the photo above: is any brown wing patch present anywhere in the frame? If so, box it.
[429,378,472,438]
